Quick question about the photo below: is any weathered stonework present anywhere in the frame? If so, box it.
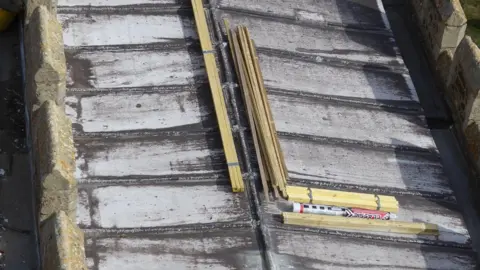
[24,1,88,269]
[32,100,76,222]
[436,49,454,87]
[449,37,480,126]
[24,5,65,113]
[412,0,467,62]
[412,0,480,225]
[446,36,480,165]
[25,0,57,24]
[40,211,88,270]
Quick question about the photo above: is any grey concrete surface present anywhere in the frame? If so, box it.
[0,18,39,270]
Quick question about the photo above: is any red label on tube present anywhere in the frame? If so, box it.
[348,208,392,220]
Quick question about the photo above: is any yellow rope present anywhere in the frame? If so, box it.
[225,23,288,197]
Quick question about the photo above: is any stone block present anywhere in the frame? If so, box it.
[436,0,466,26]
[24,5,66,113]
[32,100,76,222]
[414,0,467,62]
[454,36,480,96]
[446,36,480,164]
[25,0,57,24]
[465,120,480,166]
[40,211,87,270]
[436,49,454,87]
[438,23,467,50]
[449,36,480,126]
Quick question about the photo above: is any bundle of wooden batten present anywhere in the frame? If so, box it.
[224,20,288,199]
[285,186,438,235]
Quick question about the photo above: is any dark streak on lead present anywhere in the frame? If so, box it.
[66,83,209,96]
[65,50,95,89]
[216,6,394,34]
[277,131,440,155]
[64,40,201,53]
[256,46,408,73]
[266,223,472,249]
[76,173,230,188]
[82,222,254,239]
[267,87,423,112]
[268,87,423,114]
[72,127,220,141]
[58,3,193,15]
[211,5,274,270]
[287,178,456,202]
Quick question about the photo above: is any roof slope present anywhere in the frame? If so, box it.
[57,0,477,269]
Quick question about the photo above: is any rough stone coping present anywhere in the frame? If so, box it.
[436,49,454,86]
[32,100,85,270]
[32,100,77,223]
[456,36,480,165]
[24,5,66,113]
[24,1,87,269]
[40,211,88,270]
[26,0,58,24]
[455,36,480,92]
[436,0,467,26]
[446,36,480,129]
[411,0,480,181]
[413,0,467,26]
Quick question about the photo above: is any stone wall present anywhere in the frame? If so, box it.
[24,1,87,269]
[448,37,480,164]
[412,0,467,63]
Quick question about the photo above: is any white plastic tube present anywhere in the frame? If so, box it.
[292,202,398,220]
[293,202,346,216]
